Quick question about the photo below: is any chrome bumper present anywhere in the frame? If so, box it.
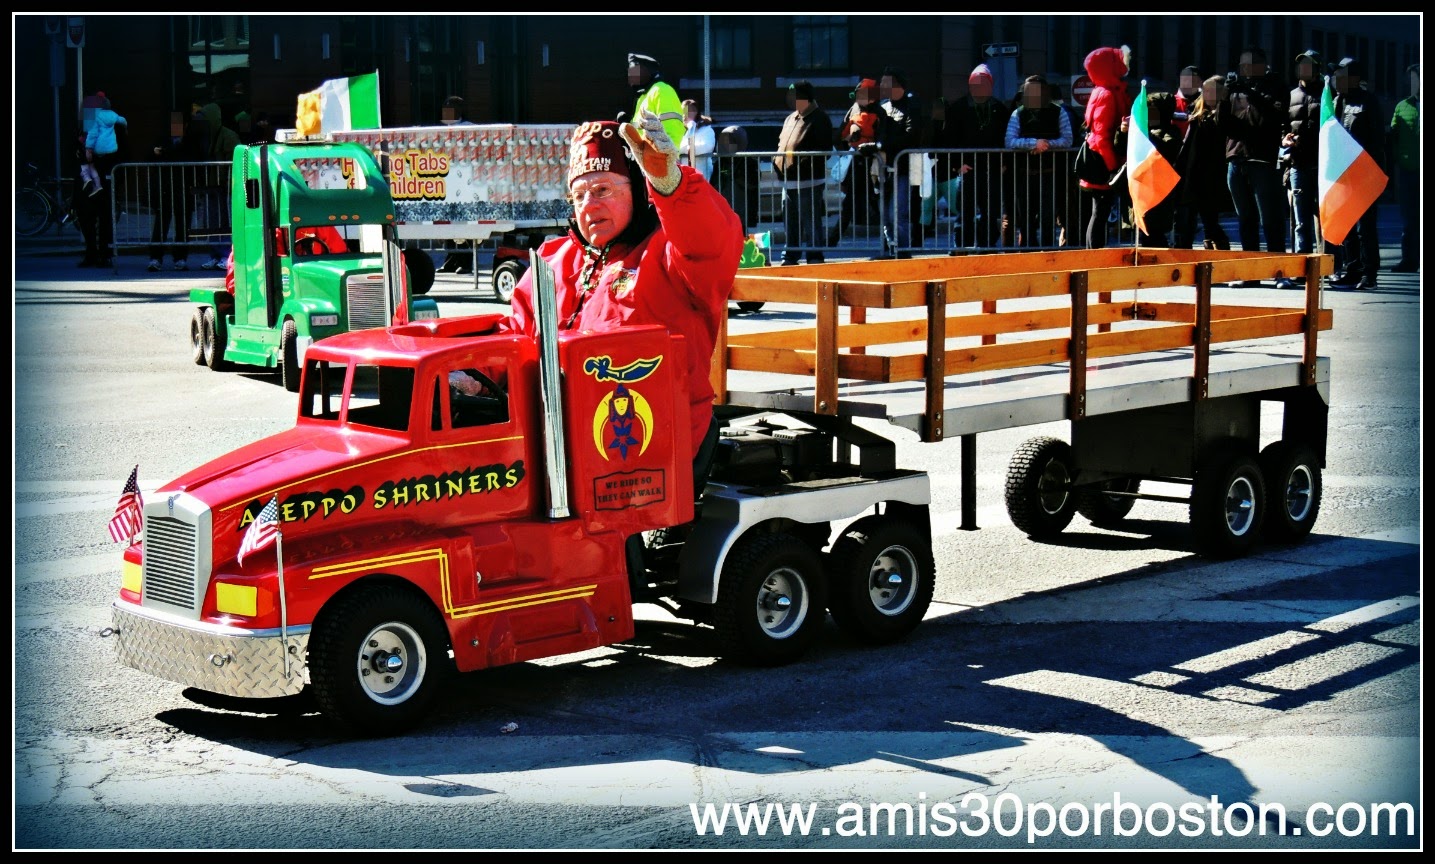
[110,602,310,698]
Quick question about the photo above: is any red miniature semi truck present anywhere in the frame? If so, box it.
[109,247,1333,736]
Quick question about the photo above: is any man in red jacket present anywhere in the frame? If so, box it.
[497,112,743,485]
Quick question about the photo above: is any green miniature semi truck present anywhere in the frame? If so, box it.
[188,139,440,391]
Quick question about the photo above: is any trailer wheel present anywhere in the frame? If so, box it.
[1190,444,1266,559]
[280,319,301,393]
[826,516,935,645]
[189,309,206,365]
[1259,440,1322,543]
[309,584,451,735]
[714,531,826,666]
[492,260,526,304]
[1076,478,1141,527]
[1005,436,1078,538]
[201,307,229,371]
[402,247,435,296]
[736,301,766,313]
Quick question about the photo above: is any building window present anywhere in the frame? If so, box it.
[185,15,250,127]
[700,19,752,75]
[792,15,848,73]
[340,16,387,82]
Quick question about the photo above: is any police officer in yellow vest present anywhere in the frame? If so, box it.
[628,53,686,149]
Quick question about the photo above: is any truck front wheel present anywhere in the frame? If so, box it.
[714,532,826,666]
[826,516,934,645]
[280,319,300,392]
[309,585,452,735]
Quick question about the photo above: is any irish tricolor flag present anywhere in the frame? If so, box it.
[304,72,382,136]
[1318,82,1387,246]
[1125,80,1181,238]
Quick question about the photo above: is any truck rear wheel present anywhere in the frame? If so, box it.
[1005,436,1077,538]
[1190,443,1265,559]
[280,319,301,393]
[189,309,206,365]
[1259,440,1322,543]
[201,307,229,371]
[309,584,451,735]
[492,260,526,304]
[826,516,934,645]
[714,531,826,666]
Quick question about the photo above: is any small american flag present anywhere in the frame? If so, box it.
[108,465,143,544]
[237,497,281,566]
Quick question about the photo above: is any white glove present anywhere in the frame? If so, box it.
[619,109,681,196]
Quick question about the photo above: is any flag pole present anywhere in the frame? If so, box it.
[272,497,291,679]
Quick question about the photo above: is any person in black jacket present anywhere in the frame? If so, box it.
[146,108,209,271]
[1173,75,1234,251]
[934,63,1011,250]
[1221,46,1289,278]
[774,81,834,264]
[1283,50,1325,265]
[1327,58,1386,290]
[877,65,929,257]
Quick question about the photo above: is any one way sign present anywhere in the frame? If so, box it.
[983,42,1019,58]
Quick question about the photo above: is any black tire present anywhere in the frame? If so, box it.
[308,585,451,734]
[189,309,206,365]
[1076,478,1141,527]
[736,301,766,313]
[280,319,301,393]
[713,531,826,666]
[826,516,935,645]
[492,259,526,304]
[1259,440,1322,543]
[1190,444,1266,559]
[16,187,51,237]
[1005,436,1077,538]
[204,307,229,371]
[403,247,435,296]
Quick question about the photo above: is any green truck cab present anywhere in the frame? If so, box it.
[188,139,440,391]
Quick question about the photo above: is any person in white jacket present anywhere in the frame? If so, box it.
[678,99,716,180]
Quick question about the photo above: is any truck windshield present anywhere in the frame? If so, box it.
[300,360,414,432]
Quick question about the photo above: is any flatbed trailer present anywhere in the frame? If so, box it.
[716,247,1334,559]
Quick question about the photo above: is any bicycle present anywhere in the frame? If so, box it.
[16,162,74,237]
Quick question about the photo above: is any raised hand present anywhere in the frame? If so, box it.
[619,109,682,196]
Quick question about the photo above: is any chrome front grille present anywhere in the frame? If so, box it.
[141,493,212,620]
[346,273,388,330]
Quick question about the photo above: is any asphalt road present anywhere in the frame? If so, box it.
[11,235,1422,850]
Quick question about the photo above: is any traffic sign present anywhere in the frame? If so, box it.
[1071,74,1095,107]
[982,42,1019,58]
[65,16,85,49]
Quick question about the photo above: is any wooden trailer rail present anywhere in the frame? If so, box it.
[716,248,1333,443]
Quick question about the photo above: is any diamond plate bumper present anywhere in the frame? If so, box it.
[110,602,310,698]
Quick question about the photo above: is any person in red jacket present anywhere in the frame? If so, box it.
[1079,46,1130,249]
[496,112,743,487]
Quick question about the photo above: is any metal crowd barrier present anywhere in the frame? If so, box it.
[108,160,233,270]
[713,147,1137,262]
[108,151,1139,272]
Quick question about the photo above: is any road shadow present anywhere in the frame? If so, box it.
[154,534,1418,833]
